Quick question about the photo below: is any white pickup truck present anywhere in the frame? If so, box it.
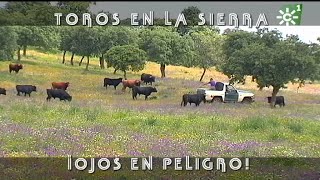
[196,82,255,103]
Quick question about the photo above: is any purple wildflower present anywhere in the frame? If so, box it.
[127,150,144,157]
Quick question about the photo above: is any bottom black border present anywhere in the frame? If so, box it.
[0,157,319,180]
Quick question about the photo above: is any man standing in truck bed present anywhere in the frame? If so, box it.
[203,78,216,90]
[202,78,224,91]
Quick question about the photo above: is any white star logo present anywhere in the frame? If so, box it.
[276,7,299,26]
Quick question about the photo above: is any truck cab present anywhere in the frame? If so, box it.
[196,82,255,103]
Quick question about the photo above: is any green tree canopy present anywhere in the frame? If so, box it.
[177,6,201,35]
[71,27,100,70]
[94,26,139,69]
[0,2,59,25]
[139,27,182,78]
[219,28,320,108]
[14,26,34,60]
[219,29,260,84]
[0,27,18,61]
[105,45,147,79]
[189,27,225,81]
[59,26,76,64]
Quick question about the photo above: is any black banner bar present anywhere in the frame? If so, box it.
[0,157,319,180]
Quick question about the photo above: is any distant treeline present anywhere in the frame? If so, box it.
[0,2,93,26]
[0,1,192,27]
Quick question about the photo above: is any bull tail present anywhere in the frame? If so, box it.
[181,97,185,107]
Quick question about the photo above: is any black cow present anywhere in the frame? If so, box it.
[16,85,37,97]
[0,88,6,95]
[267,96,285,107]
[104,78,123,90]
[46,89,72,101]
[181,94,206,107]
[141,73,156,85]
[132,86,157,100]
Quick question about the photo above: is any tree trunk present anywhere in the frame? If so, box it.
[99,55,105,69]
[17,47,21,61]
[79,56,84,66]
[297,81,304,93]
[199,68,206,82]
[70,52,74,66]
[160,64,166,78]
[123,70,127,80]
[270,86,280,108]
[62,51,66,64]
[85,56,90,70]
[113,69,117,74]
[23,45,27,56]
[251,76,256,82]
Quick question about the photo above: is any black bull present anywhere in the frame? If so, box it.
[181,94,206,106]
[141,73,155,85]
[103,78,123,90]
[267,96,285,107]
[46,89,72,101]
[16,85,37,97]
[132,86,157,100]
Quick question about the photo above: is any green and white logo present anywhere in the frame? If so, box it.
[276,4,303,26]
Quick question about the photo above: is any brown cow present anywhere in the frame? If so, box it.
[9,63,23,73]
[52,82,70,90]
[122,79,141,91]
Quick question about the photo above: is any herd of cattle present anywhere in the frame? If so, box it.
[1,63,286,107]
[1,64,161,102]
[104,73,158,100]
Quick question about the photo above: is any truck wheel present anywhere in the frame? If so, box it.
[212,97,223,103]
[242,98,252,104]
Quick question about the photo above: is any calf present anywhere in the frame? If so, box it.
[103,78,123,90]
[0,88,6,95]
[9,63,23,74]
[132,86,157,100]
[16,85,37,97]
[141,73,156,85]
[46,89,72,102]
[122,79,141,91]
[267,96,285,107]
[52,82,69,90]
[181,94,206,107]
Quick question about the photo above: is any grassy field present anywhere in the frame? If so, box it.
[0,49,320,159]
